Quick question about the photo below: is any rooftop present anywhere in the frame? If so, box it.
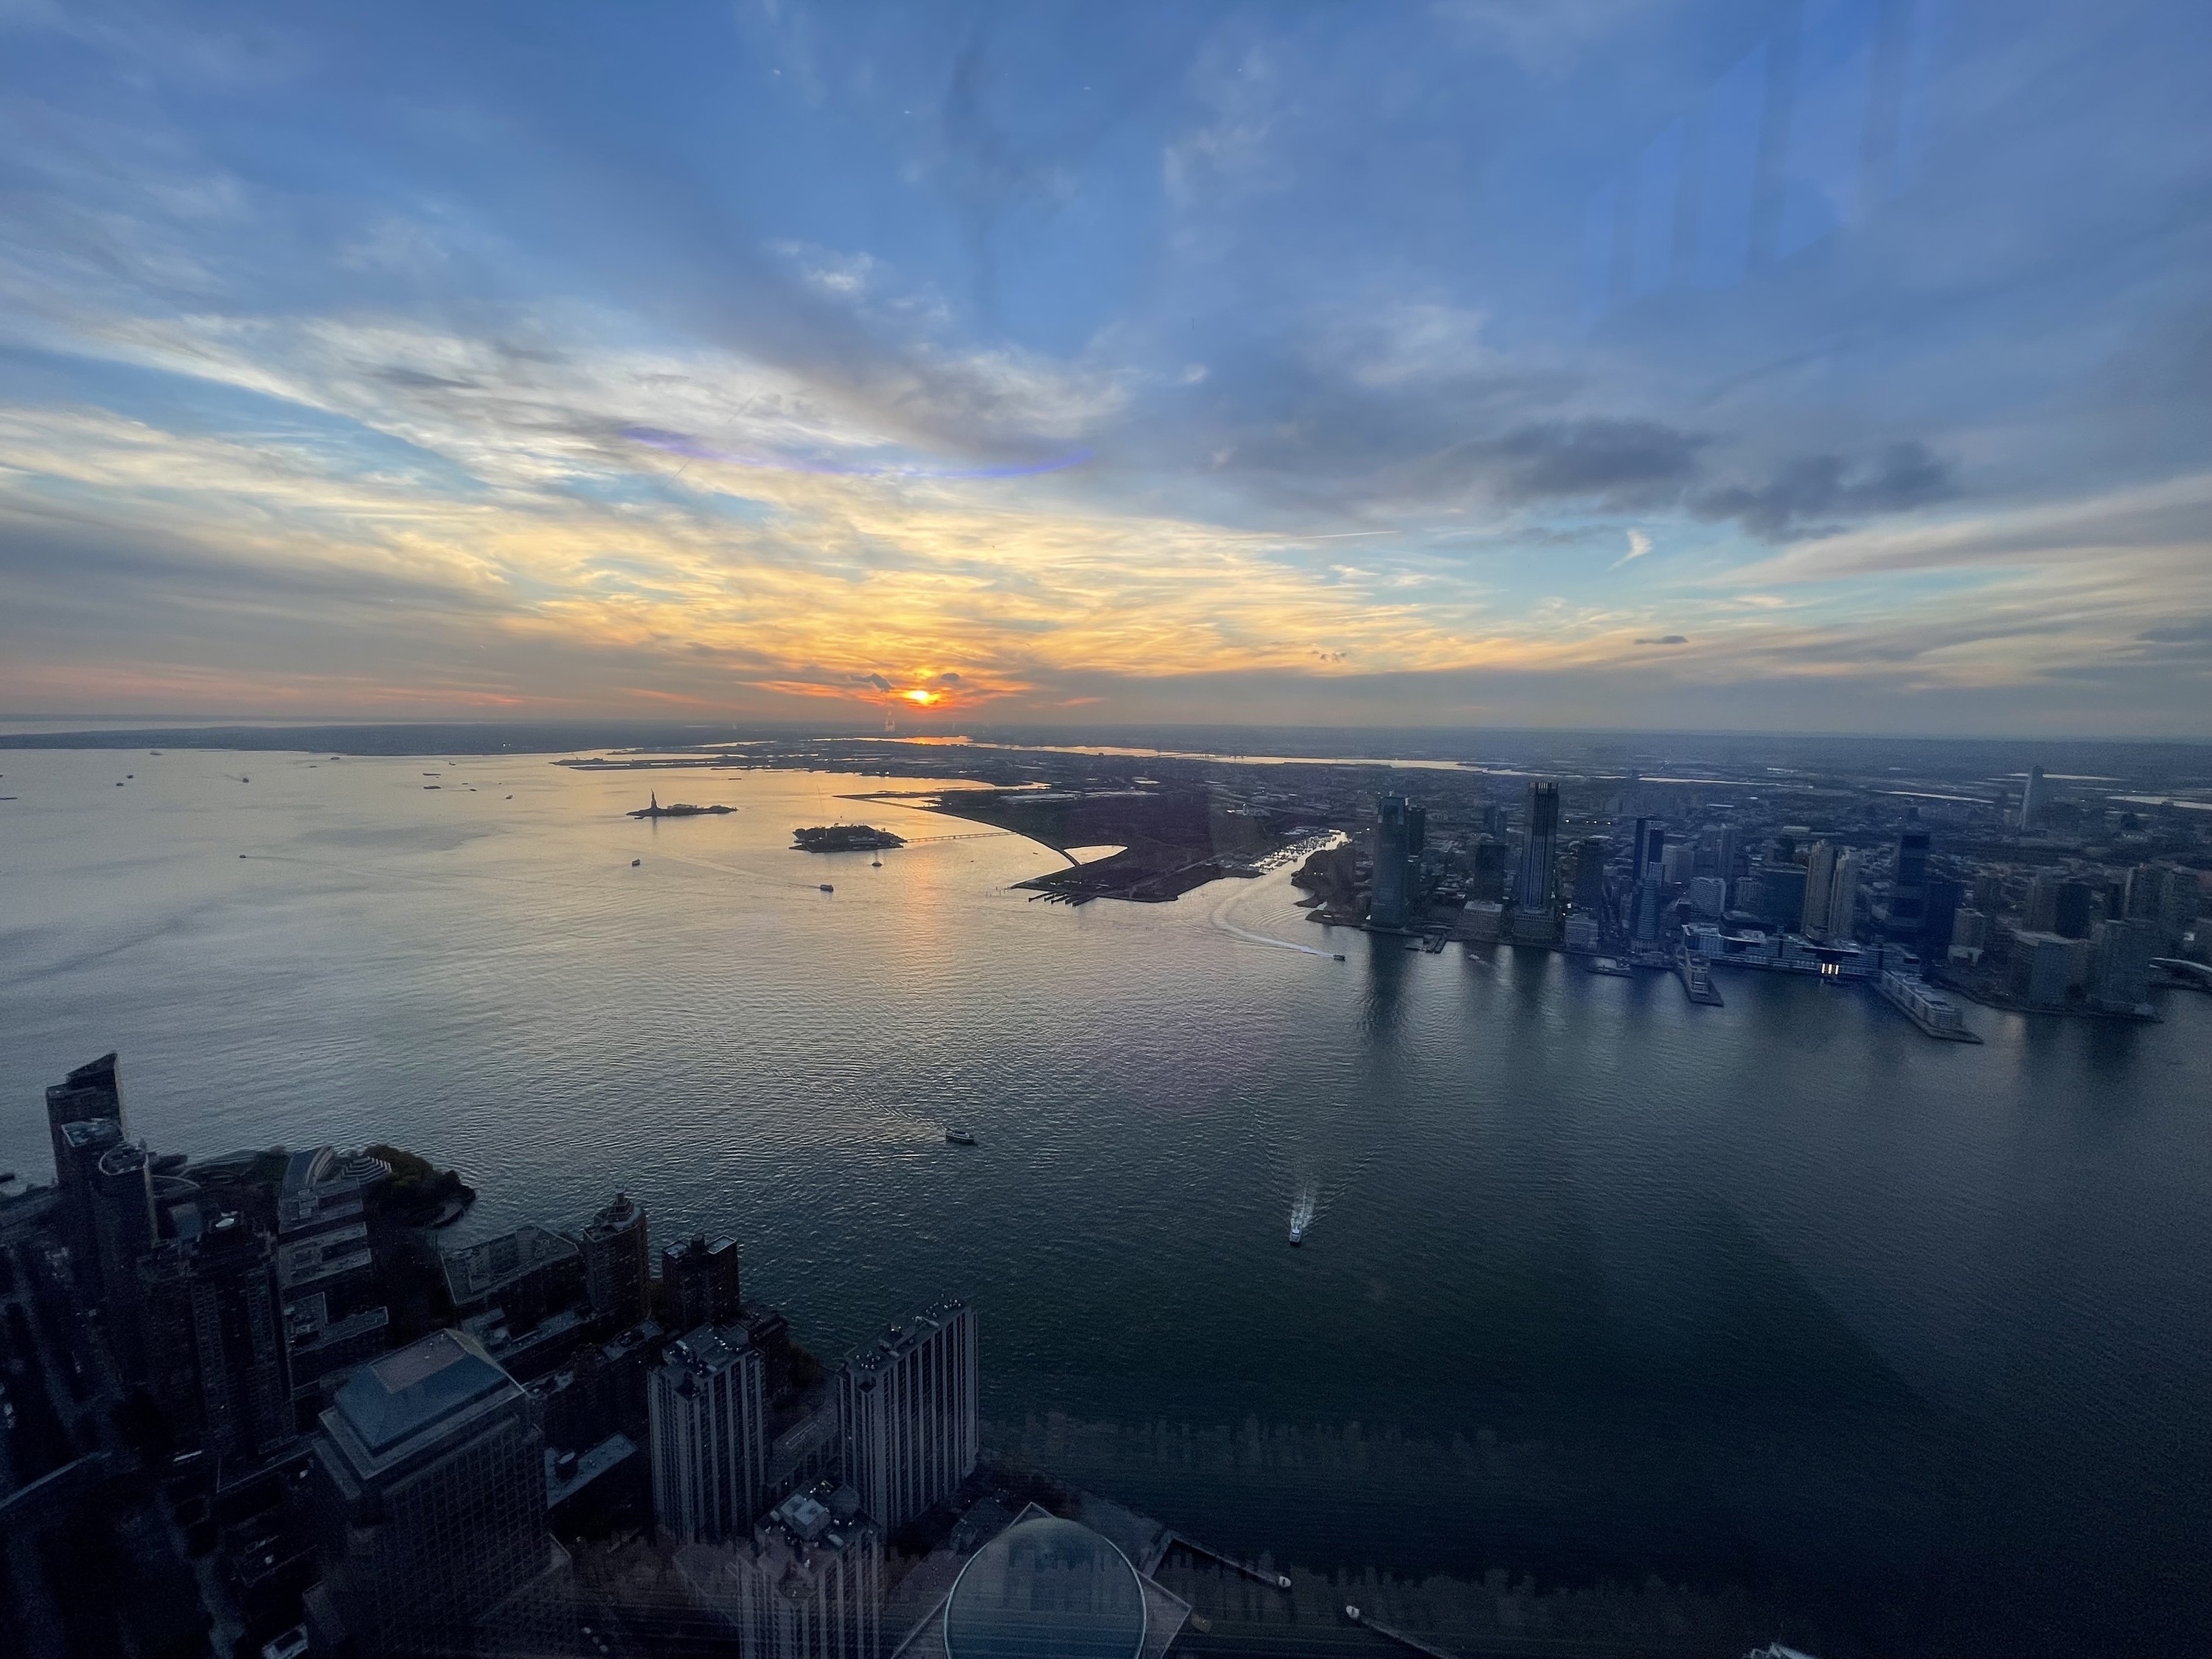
[442,1222,580,1304]
[942,1514,1147,1659]
[329,1328,518,1458]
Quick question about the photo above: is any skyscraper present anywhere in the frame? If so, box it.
[1630,816,1653,885]
[2018,765,2047,830]
[580,1192,651,1328]
[310,1329,550,1659]
[1887,830,1931,944]
[1826,850,1863,940]
[663,1234,742,1331]
[1369,793,1415,930]
[1919,874,1963,962]
[650,1324,770,1543]
[91,1140,157,1376]
[1513,782,1560,914]
[1801,841,1837,936]
[142,1211,294,1464]
[838,1300,978,1534]
[2089,919,2156,1012]
[1571,838,1608,912]
[2053,880,2092,940]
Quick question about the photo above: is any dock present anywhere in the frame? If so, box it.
[1878,970,1983,1041]
[1343,1603,1461,1659]
[1674,947,1725,1006]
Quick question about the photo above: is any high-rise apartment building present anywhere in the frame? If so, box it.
[650,1324,770,1543]
[838,1300,977,1534]
[663,1234,742,1331]
[1801,841,1837,936]
[310,1329,550,1659]
[91,1141,157,1376]
[580,1192,652,1328]
[675,1486,882,1659]
[1513,782,1559,914]
[142,1211,294,1464]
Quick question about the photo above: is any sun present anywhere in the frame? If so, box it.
[900,688,939,706]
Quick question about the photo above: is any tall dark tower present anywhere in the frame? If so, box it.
[1887,830,1931,944]
[1514,782,1561,914]
[1369,793,1413,930]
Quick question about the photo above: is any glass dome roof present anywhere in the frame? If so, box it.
[942,1516,1148,1659]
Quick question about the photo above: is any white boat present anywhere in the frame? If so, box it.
[1288,1220,1304,1245]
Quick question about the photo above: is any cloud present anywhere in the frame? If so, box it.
[1609,527,1652,570]
[1634,634,1687,646]
[1689,443,1956,540]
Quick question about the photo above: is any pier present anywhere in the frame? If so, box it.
[1674,947,1725,1006]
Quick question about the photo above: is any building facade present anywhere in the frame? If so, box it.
[310,1329,550,1659]
[650,1324,771,1543]
[676,1486,882,1659]
[142,1210,294,1464]
[1512,782,1559,915]
[837,1300,977,1535]
[580,1192,652,1328]
[664,1234,743,1331]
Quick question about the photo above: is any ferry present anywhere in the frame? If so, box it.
[945,1128,978,1147]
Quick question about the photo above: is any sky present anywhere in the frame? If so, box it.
[1,0,2208,737]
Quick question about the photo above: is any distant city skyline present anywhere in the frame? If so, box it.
[1,1,2207,737]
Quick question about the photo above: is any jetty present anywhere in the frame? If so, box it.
[1878,970,1983,1041]
[1155,1532,1290,1592]
[1674,947,1725,1006]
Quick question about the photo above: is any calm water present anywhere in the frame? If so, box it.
[4,748,2208,1654]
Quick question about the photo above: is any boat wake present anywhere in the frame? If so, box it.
[1218,919,1334,957]
[1289,1184,1318,1243]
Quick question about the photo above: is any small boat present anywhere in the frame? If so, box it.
[631,858,641,867]
[819,883,835,893]
[871,858,883,867]
[1332,953,1346,961]
[945,1128,978,1147]
[423,785,440,790]
[1288,1220,1305,1245]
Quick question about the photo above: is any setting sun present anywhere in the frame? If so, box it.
[901,689,939,706]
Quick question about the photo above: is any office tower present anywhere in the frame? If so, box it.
[581,1193,652,1328]
[1513,782,1560,914]
[1660,841,1696,886]
[47,1054,127,1270]
[663,1234,742,1331]
[2158,869,2201,939]
[2089,919,2156,1012]
[1887,831,1931,944]
[2023,874,2061,933]
[1801,841,1837,936]
[1370,793,1413,930]
[91,1141,157,1376]
[142,1211,293,1464]
[1689,877,1727,917]
[2125,864,2167,922]
[2018,765,2047,830]
[1630,817,1652,884]
[2053,880,2092,940]
[2008,931,2076,1006]
[650,1324,769,1543]
[1571,839,1607,911]
[677,1486,882,1659]
[310,1329,549,1659]
[1826,850,1863,939]
[838,1300,977,1534]
[1716,825,1741,881]
[1951,908,1989,954]
[1919,875,1963,962]
[1759,865,1806,929]
[1631,877,1661,942]
[1732,876,1766,915]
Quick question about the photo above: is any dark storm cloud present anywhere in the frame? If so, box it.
[1485,419,1707,504]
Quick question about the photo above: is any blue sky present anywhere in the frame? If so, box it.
[1,0,2207,733]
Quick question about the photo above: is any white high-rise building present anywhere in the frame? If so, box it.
[1826,850,1863,939]
[650,1324,770,1543]
[675,1486,882,1659]
[837,1300,976,1534]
